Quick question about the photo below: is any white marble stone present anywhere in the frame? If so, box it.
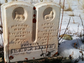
[35,2,60,56]
[1,1,33,62]
[1,1,60,62]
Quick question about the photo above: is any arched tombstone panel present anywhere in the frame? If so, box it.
[1,1,33,62]
[35,2,60,56]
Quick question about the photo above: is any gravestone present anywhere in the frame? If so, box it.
[35,2,60,56]
[1,1,60,63]
[1,1,33,62]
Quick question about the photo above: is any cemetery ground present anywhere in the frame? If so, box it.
[0,1,84,63]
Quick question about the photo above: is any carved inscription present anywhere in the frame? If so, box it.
[37,22,57,43]
[9,24,30,44]
[10,44,56,54]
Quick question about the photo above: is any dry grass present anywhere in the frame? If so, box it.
[64,7,72,11]
[65,0,72,11]
[61,0,72,11]
[0,4,2,6]
[61,5,72,11]
[78,0,84,12]
[0,58,2,62]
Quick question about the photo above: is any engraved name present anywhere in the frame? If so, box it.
[10,44,55,54]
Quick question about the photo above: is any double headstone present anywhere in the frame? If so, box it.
[1,1,60,62]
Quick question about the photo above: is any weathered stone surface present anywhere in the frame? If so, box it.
[1,1,33,62]
[35,2,60,57]
[1,1,60,62]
